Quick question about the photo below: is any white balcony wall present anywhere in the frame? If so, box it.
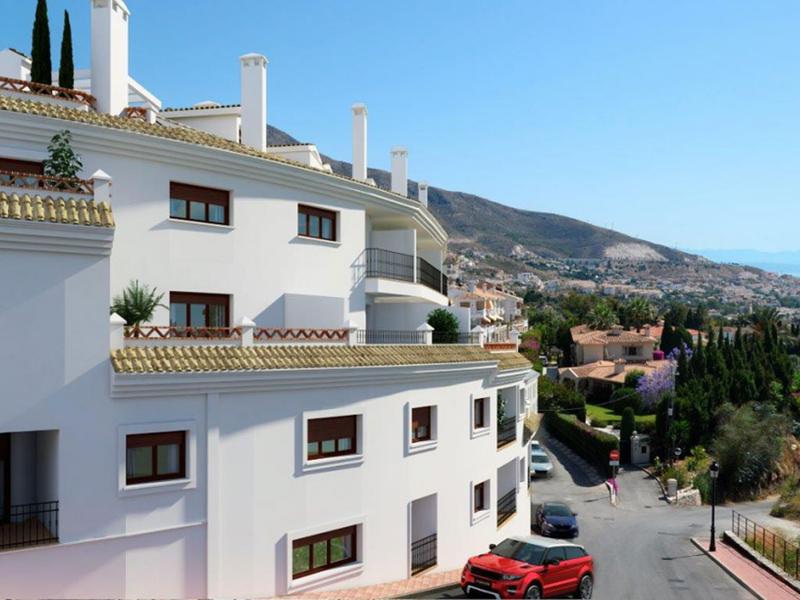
[164,113,241,142]
[371,228,416,256]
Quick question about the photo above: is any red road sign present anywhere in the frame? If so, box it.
[610,449,620,461]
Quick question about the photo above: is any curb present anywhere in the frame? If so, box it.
[638,465,673,504]
[724,530,800,595]
[690,537,764,600]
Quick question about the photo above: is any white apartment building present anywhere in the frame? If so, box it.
[0,1,537,597]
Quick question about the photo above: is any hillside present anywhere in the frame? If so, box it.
[268,125,691,263]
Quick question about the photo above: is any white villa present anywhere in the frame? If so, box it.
[0,1,537,598]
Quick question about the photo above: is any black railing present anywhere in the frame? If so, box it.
[364,248,448,296]
[432,331,481,345]
[732,509,799,579]
[411,533,437,575]
[355,329,428,344]
[365,248,414,283]
[417,257,448,296]
[0,501,59,550]
[497,417,517,448]
[497,489,517,527]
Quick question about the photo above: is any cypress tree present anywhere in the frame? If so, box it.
[58,10,73,89]
[30,0,52,85]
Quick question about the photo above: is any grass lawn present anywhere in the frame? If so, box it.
[586,404,656,429]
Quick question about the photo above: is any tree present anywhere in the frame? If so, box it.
[427,308,459,342]
[620,407,635,462]
[624,297,655,330]
[43,130,82,179]
[110,280,165,326]
[30,0,52,85]
[58,10,74,89]
[587,301,617,330]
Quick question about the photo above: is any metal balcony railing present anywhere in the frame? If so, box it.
[497,417,517,448]
[432,331,482,345]
[497,489,517,527]
[365,248,448,296]
[410,533,437,575]
[354,329,428,344]
[0,501,59,551]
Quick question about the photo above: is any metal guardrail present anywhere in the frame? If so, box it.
[732,509,799,579]
[432,331,481,345]
[0,501,59,551]
[354,329,427,344]
[497,489,516,527]
[365,248,448,296]
[410,532,437,575]
[497,417,517,448]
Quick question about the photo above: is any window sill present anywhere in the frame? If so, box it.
[119,477,194,498]
[292,235,341,247]
[471,426,490,440]
[471,509,490,526]
[408,438,438,455]
[287,561,364,594]
[302,453,364,473]
[168,217,234,231]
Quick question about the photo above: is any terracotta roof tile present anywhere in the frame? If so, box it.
[0,191,114,227]
[111,345,532,374]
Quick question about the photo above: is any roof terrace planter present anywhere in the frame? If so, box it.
[0,75,95,109]
[0,169,93,196]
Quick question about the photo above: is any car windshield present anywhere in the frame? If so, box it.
[531,454,550,463]
[544,504,573,517]
[490,539,547,565]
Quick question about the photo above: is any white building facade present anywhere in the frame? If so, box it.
[0,2,537,597]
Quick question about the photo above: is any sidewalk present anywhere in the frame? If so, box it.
[691,537,800,600]
[286,568,460,599]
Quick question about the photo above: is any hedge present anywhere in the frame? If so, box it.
[545,412,619,477]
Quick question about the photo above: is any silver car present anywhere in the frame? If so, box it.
[530,446,554,478]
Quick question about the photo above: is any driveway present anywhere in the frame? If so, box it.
[412,428,755,599]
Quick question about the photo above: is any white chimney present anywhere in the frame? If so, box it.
[352,103,367,181]
[240,53,268,151]
[418,181,429,208]
[91,0,130,115]
[390,146,408,196]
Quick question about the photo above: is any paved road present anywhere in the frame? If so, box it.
[414,429,755,599]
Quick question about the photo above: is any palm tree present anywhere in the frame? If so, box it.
[587,301,617,330]
[110,280,165,327]
[625,297,655,330]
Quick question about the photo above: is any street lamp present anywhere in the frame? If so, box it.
[709,461,720,552]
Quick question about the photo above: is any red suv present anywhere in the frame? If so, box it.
[461,535,594,599]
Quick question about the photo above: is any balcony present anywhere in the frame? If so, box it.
[496,489,516,527]
[0,501,59,551]
[0,74,95,111]
[121,324,482,347]
[410,533,437,576]
[497,417,516,449]
[364,248,448,300]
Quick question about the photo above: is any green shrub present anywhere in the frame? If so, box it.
[686,446,709,473]
[544,412,619,477]
[591,416,609,428]
[539,378,587,422]
[662,464,689,489]
[611,387,643,415]
[634,419,656,435]
[624,369,646,389]
[694,470,712,504]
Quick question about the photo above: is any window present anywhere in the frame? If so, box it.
[474,397,488,429]
[459,302,470,308]
[170,292,230,329]
[307,416,357,460]
[298,204,337,241]
[169,182,230,225]
[126,431,186,485]
[625,346,638,357]
[564,546,587,560]
[411,406,431,442]
[292,525,357,579]
[0,157,43,174]
[544,546,567,563]
[474,481,487,513]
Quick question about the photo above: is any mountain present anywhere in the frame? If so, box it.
[268,125,692,263]
[689,249,800,277]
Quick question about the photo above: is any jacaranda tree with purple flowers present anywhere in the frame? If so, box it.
[636,361,677,409]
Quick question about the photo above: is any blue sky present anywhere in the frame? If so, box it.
[3,0,799,251]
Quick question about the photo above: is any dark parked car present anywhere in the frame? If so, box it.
[461,535,594,598]
[535,502,579,538]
